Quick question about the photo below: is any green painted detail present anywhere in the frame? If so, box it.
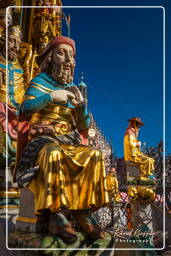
[9,232,113,256]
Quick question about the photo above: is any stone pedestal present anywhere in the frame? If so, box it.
[16,187,43,233]
[131,202,153,232]
[126,162,140,181]
[126,161,156,247]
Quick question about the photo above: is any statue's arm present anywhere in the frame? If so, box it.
[128,134,139,156]
[75,104,90,130]
[20,85,52,115]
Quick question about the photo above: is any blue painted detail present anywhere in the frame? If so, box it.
[0,63,23,74]
[78,81,87,87]
[0,62,23,111]
[8,63,18,109]
[0,63,6,68]
[147,175,156,180]
[21,93,52,114]
[22,72,90,129]
[27,73,77,109]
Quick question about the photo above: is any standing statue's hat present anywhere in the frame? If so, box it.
[128,117,144,126]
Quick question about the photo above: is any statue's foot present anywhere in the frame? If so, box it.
[49,213,77,244]
[73,211,105,241]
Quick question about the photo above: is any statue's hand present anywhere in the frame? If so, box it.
[66,85,85,107]
[50,90,76,104]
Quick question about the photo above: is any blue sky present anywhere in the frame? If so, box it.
[62,0,170,157]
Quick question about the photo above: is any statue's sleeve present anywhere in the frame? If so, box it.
[20,82,53,115]
[74,104,90,131]
[128,134,138,157]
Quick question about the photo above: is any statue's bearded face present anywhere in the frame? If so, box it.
[51,43,75,84]
[8,35,21,61]
[4,34,21,61]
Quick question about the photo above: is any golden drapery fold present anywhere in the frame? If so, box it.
[28,142,110,213]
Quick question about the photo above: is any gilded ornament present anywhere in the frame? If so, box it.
[128,186,156,202]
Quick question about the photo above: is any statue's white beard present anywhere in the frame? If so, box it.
[52,63,74,85]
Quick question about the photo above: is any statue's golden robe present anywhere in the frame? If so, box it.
[26,104,109,213]
[28,141,109,212]
[17,72,110,213]
[124,132,155,177]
